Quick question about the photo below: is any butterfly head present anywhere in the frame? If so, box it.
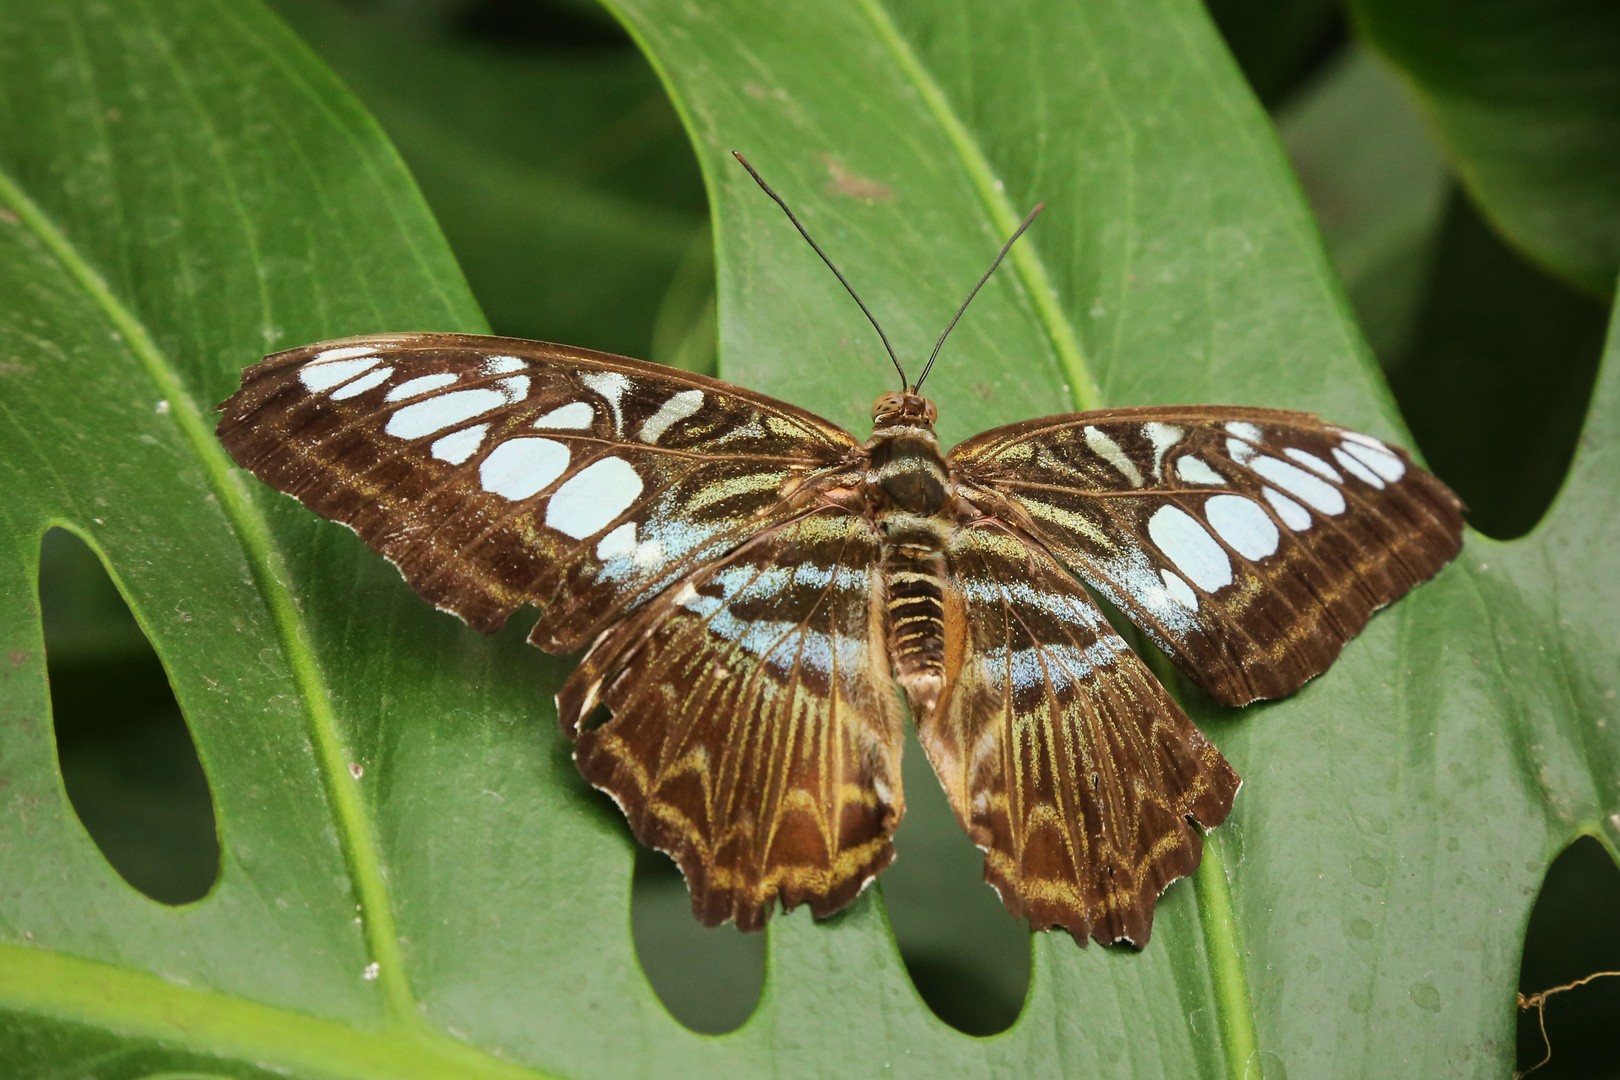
[872,391,937,429]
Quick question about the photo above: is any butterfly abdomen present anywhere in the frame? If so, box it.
[881,521,949,716]
[866,411,953,717]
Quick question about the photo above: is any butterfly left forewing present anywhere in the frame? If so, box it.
[926,520,1239,946]
[218,333,860,652]
[950,406,1464,705]
[556,508,904,930]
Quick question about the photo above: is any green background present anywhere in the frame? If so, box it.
[1,0,1617,1076]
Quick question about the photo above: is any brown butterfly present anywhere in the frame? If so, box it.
[216,155,1463,946]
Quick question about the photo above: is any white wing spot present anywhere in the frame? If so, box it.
[430,424,488,465]
[483,355,526,375]
[1263,486,1313,531]
[1084,425,1143,487]
[1142,422,1183,478]
[595,522,637,561]
[1205,494,1280,560]
[1224,421,1263,466]
[580,371,631,435]
[639,389,704,444]
[1339,429,1390,452]
[1160,569,1198,611]
[1339,439,1406,482]
[533,402,594,429]
[1226,438,1258,465]
[1285,447,1343,482]
[1148,504,1233,592]
[1333,446,1385,488]
[300,356,378,392]
[386,388,506,439]
[546,456,643,539]
[595,521,670,572]
[312,344,379,364]
[1252,455,1345,515]
[329,366,393,400]
[479,438,570,501]
[496,375,530,403]
[1176,455,1225,485]
[386,372,459,402]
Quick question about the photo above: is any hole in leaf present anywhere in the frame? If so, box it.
[885,728,1031,1036]
[1517,835,1620,1079]
[631,846,765,1034]
[1386,190,1608,541]
[39,528,220,905]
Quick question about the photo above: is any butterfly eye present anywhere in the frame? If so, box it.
[872,392,905,420]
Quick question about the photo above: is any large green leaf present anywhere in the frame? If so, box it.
[1,2,1617,1079]
[1348,0,1620,296]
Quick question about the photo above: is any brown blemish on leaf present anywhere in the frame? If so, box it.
[0,209,17,225]
[822,155,893,202]
[8,650,28,667]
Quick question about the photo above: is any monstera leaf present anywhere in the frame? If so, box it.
[0,1,1615,1079]
[1349,0,1620,297]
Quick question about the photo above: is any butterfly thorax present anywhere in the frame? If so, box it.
[866,392,959,718]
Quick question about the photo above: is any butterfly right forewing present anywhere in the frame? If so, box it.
[950,406,1464,706]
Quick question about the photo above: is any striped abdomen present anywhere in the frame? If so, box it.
[882,520,948,716]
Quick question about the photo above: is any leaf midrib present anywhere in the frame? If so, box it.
[0,944,551,1080]
[845,6,1261,1077]
[0,164,429,1024]
[853,0,1100,412]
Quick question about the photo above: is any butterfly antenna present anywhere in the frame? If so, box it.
[914,202,1044,392]
[732,151,908,391]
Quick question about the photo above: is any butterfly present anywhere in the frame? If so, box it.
[215,156,1464,947]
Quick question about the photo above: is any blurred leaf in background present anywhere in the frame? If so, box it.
[267,0,713,364]
[1276,45,1449,367]
[1351,0,1620,298]
[1204,0,1344,107]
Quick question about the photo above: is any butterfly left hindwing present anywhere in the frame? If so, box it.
[557,507,905,931]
